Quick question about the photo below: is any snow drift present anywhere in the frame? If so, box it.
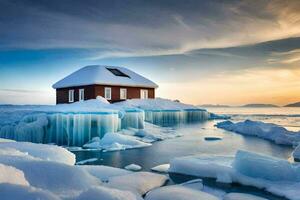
[0,140,168,199]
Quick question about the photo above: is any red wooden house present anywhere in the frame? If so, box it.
[52,65,158,104]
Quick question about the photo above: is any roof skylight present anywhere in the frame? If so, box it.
[106,68,130,78]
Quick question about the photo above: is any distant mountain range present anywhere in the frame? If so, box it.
[241,104,279,108]
[199,102,300,108]
[198,104,231,108]
[285,102,300,107]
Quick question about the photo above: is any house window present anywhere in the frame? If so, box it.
[68,90,74,103]
[104,87,111,100]
[79,89,84,101]
[120,88,127,100]
[140,89,148,99]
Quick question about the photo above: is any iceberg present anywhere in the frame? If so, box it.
[0,98,210,147]
[216,120,300,146]
[115,98,210,126]
[169,150,300,200]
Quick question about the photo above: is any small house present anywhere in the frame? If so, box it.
[52,65,158,104]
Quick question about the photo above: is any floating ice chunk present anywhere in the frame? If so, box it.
[216,120,300,146]
[209,113,230,120]
[125,164,142,171]
[133,122,180,142]
[169,155,234,183]
[83,137,103,149]
[76,158,98,165]
[107,172,168,196]
[224,193,268,200]
[234,150,300,182]
[0,142,76,165]
[115,98,210,125]
[0,164,29,186]
[79,165,131,182]
[145,185,219,200]
[74,186,142,200]
[169,150,300,200]
[0,184,60,200]
[83,132,151,151]
[151,164,170,173]
[293,144,300,162]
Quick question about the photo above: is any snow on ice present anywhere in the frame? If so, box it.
[216,120,300,146]
[169,150,300,200]
[125,164,142,171]
[0,140,170,199]
[0,98,209,147]
[107,172,168,196]
[151,164,170,173]
[145,184,219,200]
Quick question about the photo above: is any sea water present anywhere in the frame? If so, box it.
[74,107,299,200]
[205,107,300,131]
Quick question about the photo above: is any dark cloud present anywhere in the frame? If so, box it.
[1,0,300,55]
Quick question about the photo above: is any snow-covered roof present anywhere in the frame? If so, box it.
[52,65,158,89]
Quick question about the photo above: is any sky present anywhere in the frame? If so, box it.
[0,0,300,106]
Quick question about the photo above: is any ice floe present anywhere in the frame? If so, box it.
[216,120,300,146]
[125,164,142,171]
[83,132,151,151]
[151,164,170,173]
[169,150,300,200]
